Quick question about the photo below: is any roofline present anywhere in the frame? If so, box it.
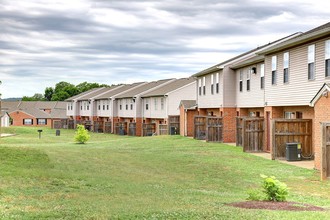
[192,32,301,77]
[310,83,330,107]
[92,85,125,100]
[258,28,330,55]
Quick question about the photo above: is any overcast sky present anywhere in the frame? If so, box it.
[0,0,329,98]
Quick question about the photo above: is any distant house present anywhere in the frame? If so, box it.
[1,111,10,127]
[1,101,68,128]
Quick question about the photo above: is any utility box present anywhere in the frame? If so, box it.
[286,143,302,161]
[56,130,60,136]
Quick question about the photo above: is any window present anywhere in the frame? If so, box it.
[103,105,105,110]
[81,105,82,110]
[107,105,109,110]
[260,64,265,89]
[296,112,303,119]
[211,74,214,94]
[283,52,289,83]
[87,105,89,110]
[239,71,243,92]
[67,104,70,110]
[119,100,122,110]
[23,118,33,125]
[284,112,294,119]
[308,44,315,80]
[216,72,219,93]
[202,76,206,95]
[198,78,202,96]
[37,119,47,125]
[154,98,158,110]
[161,98,164,110]
[145,99,149,110]
[71,105,73,110]
[98,104,100,110]
[130,104,133,110]
[271,56,277,85]
[125,104,128,110]
[246,70,251,91]
[325,40,330,77]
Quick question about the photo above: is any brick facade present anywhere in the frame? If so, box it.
[221,107,237,143]
[314,96,330,170]
[10,111,51,127]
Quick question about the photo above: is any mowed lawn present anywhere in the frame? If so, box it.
[1,127,330,219]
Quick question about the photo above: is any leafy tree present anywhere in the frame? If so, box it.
[22,93,45,101]
[76,82,109,93]
[44,87,54,101]
[51,81,79,101]
[74,124,90,144]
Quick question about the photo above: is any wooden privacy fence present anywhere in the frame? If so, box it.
[194,116,223,142]
[143,123,156,136]
[53,119,69,129]
[159,124,168,135]
[93,121,104,133]
[236,117,244,146]
[272,119,313,160]
[207,117,223,142]
[236,117,264,152]
[243,118,264,152]
[169,115,180,135]
[128,123,136,136]
[321,122,330,180]
[114,122,127,135]
[104,122,112,133]
[68,120,74,129]
[194,116,207,140]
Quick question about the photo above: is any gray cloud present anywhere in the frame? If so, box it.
[0,0,329,98]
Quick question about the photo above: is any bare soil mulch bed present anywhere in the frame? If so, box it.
[228,201,325,211]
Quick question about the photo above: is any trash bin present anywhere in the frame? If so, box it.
[56,130,60,136]
[286,143,301,161]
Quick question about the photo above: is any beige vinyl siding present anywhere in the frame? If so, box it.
[235,63,265,107]
[66,102,74,116]
[117,98,135,118]
[265,37,330,106]
[197,71,223,108]
[96,100,111,117]
[79,101,91,117]
[223,67,236,107]
[167,82,196,115]
[144,97,166,118]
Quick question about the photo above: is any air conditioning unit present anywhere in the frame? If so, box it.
[286,143,302,161]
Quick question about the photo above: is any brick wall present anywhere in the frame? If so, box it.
[136,117,143,136]
[180,105,185,136]
[221,107,236,143]
[186,110,197,137]
[314,96,330,170]
[10,111,51,127]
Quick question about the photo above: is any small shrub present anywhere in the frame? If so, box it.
[74,124,90,144]
[260,174,288,202]
[247,189,264,201]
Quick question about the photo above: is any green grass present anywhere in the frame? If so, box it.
[0,127,330,219]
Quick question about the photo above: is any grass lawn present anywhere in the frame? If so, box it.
[0,127,330,219]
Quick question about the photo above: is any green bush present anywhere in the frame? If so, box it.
[260,174,288,202]
[74,124,90,144]
[247,175,288,202]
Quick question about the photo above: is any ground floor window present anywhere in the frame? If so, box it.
[23,118,33,125]
[37,118,47,125]
[284,112,294,119]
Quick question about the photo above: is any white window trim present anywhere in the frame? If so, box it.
[283,52,289,68]
[308,44,315,63]
[271,56,277,71]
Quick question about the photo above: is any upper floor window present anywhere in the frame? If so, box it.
[98,104,100,110]
[246,70,251,91]
[87,105,89,110]
[308,44,315,80]
[161,98,164,110]
[260,64,265,89]
[125,104,128,110]
[154,98,158,110]
[325,40,330,77]
[130,104,133,110]
[271,56,277,85]
[239,71,243,92]
[67,104,70,110]
[283,52,289,83]
[198,78,202,96]
[107,105,109,110]
[145,99,149,110]
[202,76,206,95]
[210,74,214,94]
[216,72,219,93]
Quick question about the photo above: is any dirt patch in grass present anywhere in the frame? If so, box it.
[228,201,325,211]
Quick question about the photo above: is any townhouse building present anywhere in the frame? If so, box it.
[191,33,300,142]
[256,22,330,171]
[140,77,196,135]
[92,82,146,133]
[114,79,174,136]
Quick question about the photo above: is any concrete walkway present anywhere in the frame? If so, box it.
[0,133,16,138]
[251,152,314,170]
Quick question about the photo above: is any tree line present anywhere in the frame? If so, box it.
[22,81,112,101]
